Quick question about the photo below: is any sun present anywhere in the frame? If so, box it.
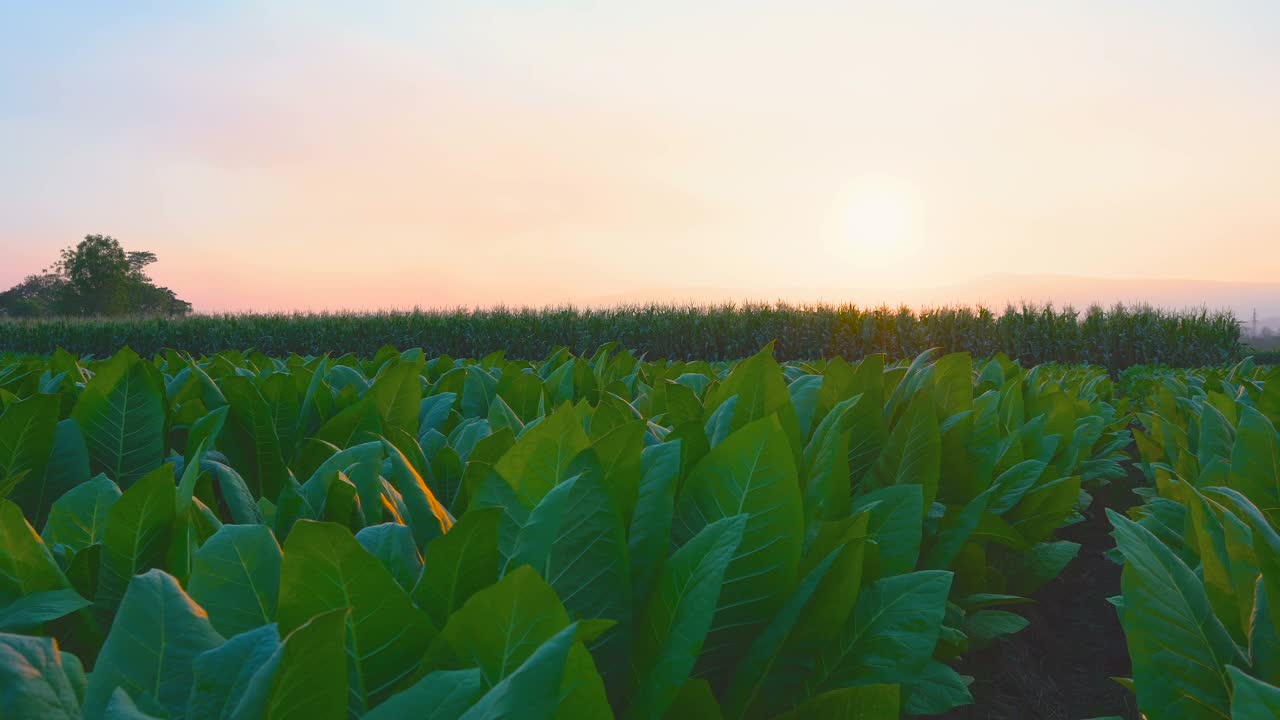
[828,177,922,270]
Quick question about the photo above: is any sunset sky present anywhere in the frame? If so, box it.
[2,1,1278,312]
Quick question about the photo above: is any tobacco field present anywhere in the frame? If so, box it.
[0,342,1277,718]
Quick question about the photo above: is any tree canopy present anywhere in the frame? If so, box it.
[0,235,192,318]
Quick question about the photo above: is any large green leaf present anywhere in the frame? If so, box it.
[865,393,940,510]
[458,622,579,720]
[382,439,455,548]
[96,464,176,611]
[431,566,611,719]
[277,520,436,709]
[370,361,423,440]
[82,570,225,720]
[541,464,631,626]
[220,376,291,501]
[232,608,350,720]
[188,525,282,638]
[630,514,747,720]
[772,683,899,720]
[0,588,91,631]
[0,394,59,522]
[365,669,484,720]
[903,660,973,715]
[0,499,70,607]
[187,624,280,720]
[852,485,922,580]
[721,539,847,719]
[413,507,501,627]
[1230,406,1280,518]
[1229,665,1280,719]
[629,441,680,612]
[72,348,167,488]
[102,688,164,719]
[43,475,120,553]
[802,395,859,536]
[1007,475,1081,544]
[1109,510,1243,720]
[809,570,952,694]
[0,632,82,719]
[672,415,803,677]
[493,403,589,506]
[431,567,566,687]
[356,522,423,592]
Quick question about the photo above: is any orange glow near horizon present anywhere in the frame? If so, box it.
[1,2,1278,316]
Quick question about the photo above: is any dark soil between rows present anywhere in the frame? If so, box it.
[939,472,1142,720]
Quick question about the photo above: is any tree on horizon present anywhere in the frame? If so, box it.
[0,234,192,317]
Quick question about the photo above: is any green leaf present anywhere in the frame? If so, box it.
[0,632,82,719]
[0,588,91,631]
[673,415,804,677]
[413,507,501,627]
[802,395,859,536]
[188,524,282,638]
[430,563,611,719]
[0,395,60,524]
[810,570,952,693]
[72,348,167,488]
[433,564,568,686]
[963,610,1029,644]
[278,520,436,709]
[664,679,722,720]
[233,608,350,720]
[1002,541,1081,596]
[365,669,484,720]
[1229,406,1280,517]
[82,570,225,720]
[42,474,121,553]
[703,345,801,461]
[721,539,846,719]
[1008,475,1082,544]
[1198,402,1235,476]
[754,513,872,717]
[923,487,994,570]
[631,514,747,720]
[904,660,972,715]
[1228,665,1280,719]
[382,439,455,548]
[506,474,578,576]
[221,376,291,501]
[1109,510,1243,720]
[494,403,589,506]
[629,441,680,611]
[852,485,922,580]
[166,497,222,587]
[866,393,941,510]
[356,523,423,593]
[102,689,164,719]
[188,624,280,720]
[185,406,229,471]
[772,683,899,720]
[541,466,631,626]
[1184,484,1244,644]
[986,460,1047,515]
[0,499,70,607]
[370,361,423,439]
[96,464,176,611]
[458,622,579,720]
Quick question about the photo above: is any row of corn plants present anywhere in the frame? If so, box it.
[1111,359,1280,718]
[0,302,1242,370]
[0,344,1128,718]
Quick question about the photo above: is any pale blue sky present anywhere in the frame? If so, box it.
[2,1,1278,311]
